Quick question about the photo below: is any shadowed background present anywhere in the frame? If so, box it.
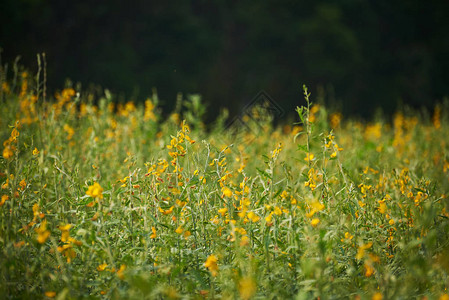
[1,0,448,121]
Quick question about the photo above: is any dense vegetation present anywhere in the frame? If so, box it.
[1,69,449,299]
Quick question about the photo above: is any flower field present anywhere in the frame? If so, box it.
[1,71,449,299]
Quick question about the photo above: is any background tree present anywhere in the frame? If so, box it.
[1,0,448,120]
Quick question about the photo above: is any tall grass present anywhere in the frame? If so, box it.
[1,66,449,299]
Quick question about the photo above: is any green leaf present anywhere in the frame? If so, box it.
[256,167,272,180]
[297,144,308,152]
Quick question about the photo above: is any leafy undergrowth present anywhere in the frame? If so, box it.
[1,71,449,299]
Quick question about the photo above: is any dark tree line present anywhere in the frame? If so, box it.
[1,0,448,120]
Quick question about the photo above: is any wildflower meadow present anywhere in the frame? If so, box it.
[1,66,449,299]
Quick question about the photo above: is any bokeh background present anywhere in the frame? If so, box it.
[1,0,448,121]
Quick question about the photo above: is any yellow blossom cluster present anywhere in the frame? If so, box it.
[166,120,195,170]
[53,88,76,117]
[57,224,82,263]
[144,99,157,121]
[204,254,219,276]
[3,123,20,160]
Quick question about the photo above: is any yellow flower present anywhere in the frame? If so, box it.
[58,244,76,263]
[312,201,325,211]
[57,227,81,263]
[274,206,282,216]
[280,190,288,198]
[45,291,56,298]
[364,123,382,140]
[372,292,383,300]
[210,215,219,224]
[14,241,25,248]
[181,120,190,133]
[433,106,441,129]
[222,187,232,198]
[306,201,325,218]
[19,179,26,190]
[32,203,40,216]
[35,219,50,244]
[2,178,9,189]
[32,147,39,156]
[3,146,15,159]
[0,195,8,206]
[265,212,273,223]
[2,82,10,93]
[239,276,256,300]
[175,226,183,234]
[59,223,71,242]
[240,235,250,246]
[304,153,314,162]
[311,218,320,227]
[344,232,354,240]
[97,263,108,271]
[218,207,228,216]
[310,104,320,114]
[356,242,373,260]
[59,223,72,231]
[378,201,387,214]
[150,227,157,239]
[11,128,19,141]
[86,182,103,199]
[63,124,75,140]
[204,254,219,276]
[247,211,260,222]
[271,143,282,159]
[37,231,51,244]
[116,264,126,280]
[365,262,375,277]
[144,99,156,121]
[158,206,174,215]
[330,112,342,128]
